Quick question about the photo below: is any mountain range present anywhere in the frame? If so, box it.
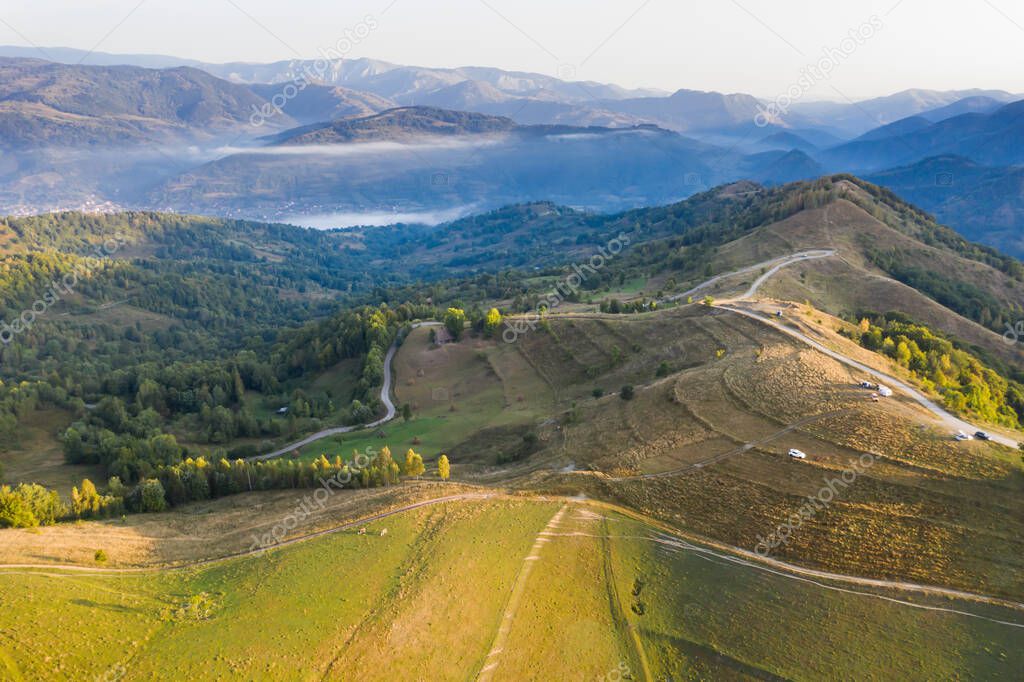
[0,57,280,150]
[3,46,1019,137]
[0,47,1021,255]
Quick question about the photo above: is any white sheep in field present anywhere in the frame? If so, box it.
[380,528,388,537]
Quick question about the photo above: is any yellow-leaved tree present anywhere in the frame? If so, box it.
[403,449,425,477]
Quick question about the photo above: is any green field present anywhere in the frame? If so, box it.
[297,325,554,465]
[1,498,1020,681]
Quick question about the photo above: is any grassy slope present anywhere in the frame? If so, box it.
[297,325,554,468]
[705,192,1024,366]
[508,307,1024,599]
[3,499,1019,681]
[0,498,557,681]
[0,408,105,494]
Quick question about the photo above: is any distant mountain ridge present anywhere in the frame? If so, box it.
[822,99,1024,170]
[0,56,290,149]
[264,106,518,145]
[788,88,1020,137]
[866,155,1024,257]
[2,46,1020,140]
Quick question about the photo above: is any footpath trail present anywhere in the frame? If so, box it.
[476,504,569,682]
[2,493,1021,627]
[0,492,491,575]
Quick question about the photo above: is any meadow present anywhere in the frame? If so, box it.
[2,497,1020,681]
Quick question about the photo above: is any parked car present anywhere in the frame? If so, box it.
[788,448,807,459]
[974,431,991,441]
[954,431,971,441]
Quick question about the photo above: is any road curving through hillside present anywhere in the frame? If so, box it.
[250,321,442,461]
[664,247,1020,448]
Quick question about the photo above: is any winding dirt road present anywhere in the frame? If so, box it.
[697,250,1018,447]
[250,321,441,461]
[660,248,1019,448]
[666,250,835,302]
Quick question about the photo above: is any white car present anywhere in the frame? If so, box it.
[788,448,807,459]
[954,431,971,441]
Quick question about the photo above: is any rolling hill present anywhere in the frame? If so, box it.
[263,106,517,145]
[0,57,285,149]
[1,176,1023,679]
[248,82,394,124]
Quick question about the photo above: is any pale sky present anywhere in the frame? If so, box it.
[3,0,1023,99]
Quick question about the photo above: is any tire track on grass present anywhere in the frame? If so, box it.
[0,493,492,574]
[598,515,652,682]
[476,504,567,682]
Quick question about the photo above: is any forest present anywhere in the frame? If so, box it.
[850,314,1024,428]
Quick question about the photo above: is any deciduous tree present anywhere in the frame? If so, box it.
[403,449,425,477]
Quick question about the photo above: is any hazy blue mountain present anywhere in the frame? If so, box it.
[820,99,1024,171]
[148,107,727,222]
[0,44,206,69]
[867,155,1024,256]
[789,88,1020,136]
[756,131,819,153]
[739,149,824,185]
[920,95,1008,122]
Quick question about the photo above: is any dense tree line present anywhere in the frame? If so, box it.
[58,303,415,480]
[0,445,442,528]
[849,315,1024,427]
